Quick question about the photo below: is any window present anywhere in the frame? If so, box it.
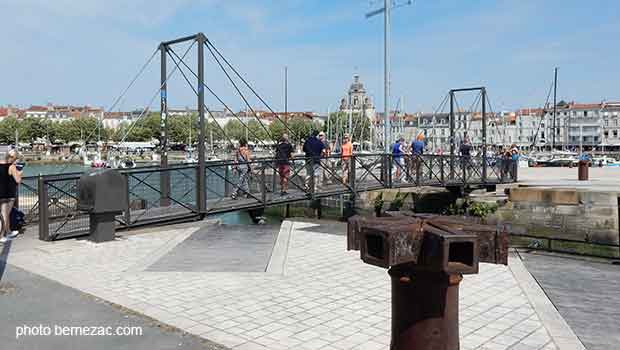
[614,130,618,138]
[584,111,588,117]
[353,97,359,106]
[604,131,609,138]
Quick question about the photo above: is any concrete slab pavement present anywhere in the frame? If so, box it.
[1,219,584,349]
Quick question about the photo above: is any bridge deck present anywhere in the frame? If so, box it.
[21,154,517,240]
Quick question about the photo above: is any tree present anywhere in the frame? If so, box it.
[0,117,21,144]
[247,120,270,142]
[289,117,322,143]
[224,120,246,141]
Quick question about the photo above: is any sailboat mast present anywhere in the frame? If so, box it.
[552,67,558,151]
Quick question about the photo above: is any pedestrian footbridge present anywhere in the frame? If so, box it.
[18,153,517,241]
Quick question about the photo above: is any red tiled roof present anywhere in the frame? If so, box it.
[0,108,8,117]
[28,105,48,112]
[516,108,544,116]
[570,103,602,110]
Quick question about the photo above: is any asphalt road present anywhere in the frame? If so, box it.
[0,261,227,350]
[520,251,620,350]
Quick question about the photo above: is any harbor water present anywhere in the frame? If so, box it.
[20,163,281,226]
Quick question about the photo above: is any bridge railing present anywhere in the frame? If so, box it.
[18,154,517,241]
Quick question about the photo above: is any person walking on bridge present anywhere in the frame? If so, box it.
[459,138,472,179]
[340,133,353,184]
[409,134,425,181]
[0,149,22,244]
[275,134,293,195]
[303,130,325,193]
[392,137,406,182]
[318,131,332,186]
[231,138,252,200]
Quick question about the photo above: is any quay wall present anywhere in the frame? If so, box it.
[499,187,620,245]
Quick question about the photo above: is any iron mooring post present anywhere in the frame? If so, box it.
[389,267,462,350]
[348,214,509,350]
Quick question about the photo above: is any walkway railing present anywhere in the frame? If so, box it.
[17,154,517,241]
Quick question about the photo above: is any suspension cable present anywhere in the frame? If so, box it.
[167,47,270,148]
[530,80,555,149]
[205,40,302,142]
[483,92,506,147]
[427,93,450,144]
[58,47,160,172]
[203,42,274,142]
[119,40,196,145]
[166,49,235,148]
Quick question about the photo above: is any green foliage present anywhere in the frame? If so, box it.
[446,199,497,218]
[0,116,115,144]
[388,192,408,211]
[269,117,321,144]
[0,117,21,144]
[468,202,498,218]
[373,192,384,211]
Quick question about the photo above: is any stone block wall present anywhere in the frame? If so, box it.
[498,187,620,244]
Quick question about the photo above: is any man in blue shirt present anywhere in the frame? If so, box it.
[410,134,425,180]
[303,130,325,192]
[411,135,425,155]
[392,137,405,182]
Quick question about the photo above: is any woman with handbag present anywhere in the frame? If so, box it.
[0,149,22,243]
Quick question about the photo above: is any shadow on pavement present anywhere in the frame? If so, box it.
[0,239,12,282]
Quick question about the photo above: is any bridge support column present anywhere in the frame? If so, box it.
[449,90,455,181]
[159,43,171,207]
[197,33,207,214]
[481,88,487,184]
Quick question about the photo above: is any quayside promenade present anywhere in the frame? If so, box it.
[1,218,595,350]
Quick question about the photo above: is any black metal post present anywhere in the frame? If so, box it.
[449,91,455,179]
[159,43,170,207]
[261,165,267,205]
[37,176,50,241]
[224,166,231,197]
[481,88,487,183]
[349,156,356,193]
[124,174,131,226]
[197,34,206,213]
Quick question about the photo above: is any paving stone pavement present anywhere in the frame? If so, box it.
[4,221,567,350]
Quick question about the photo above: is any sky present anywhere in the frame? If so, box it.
[1,0,619,114]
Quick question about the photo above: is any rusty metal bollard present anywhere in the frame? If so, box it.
[348,214,508,350]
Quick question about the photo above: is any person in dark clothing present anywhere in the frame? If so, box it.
[302,130,325,191]
[0,149,22,243]
[459,139,472,178]
[410,134,425,181]
[459,140,472,157]
[275,134,294,195]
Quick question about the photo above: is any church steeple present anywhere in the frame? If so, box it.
[339,74,374,114]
